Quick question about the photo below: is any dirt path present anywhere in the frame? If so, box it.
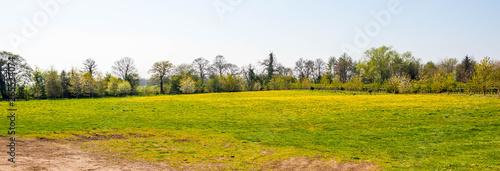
[0,137,170,171]
[0,137,377,171]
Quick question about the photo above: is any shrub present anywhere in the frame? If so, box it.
[118,81,132,95]
[180,77,196,94]
[252,82,262,91]
[106,77,120,96]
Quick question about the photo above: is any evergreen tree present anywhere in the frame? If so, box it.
[60,70,71,98]
[457,55,476,83]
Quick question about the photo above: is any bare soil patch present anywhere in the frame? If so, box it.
[0,136,378,171]
[0,137,170,171]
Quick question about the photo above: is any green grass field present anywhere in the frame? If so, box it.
[2,91,499,170]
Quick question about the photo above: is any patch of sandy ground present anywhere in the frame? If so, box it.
[0,137,378,171]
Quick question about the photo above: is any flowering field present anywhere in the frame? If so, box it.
[3,91,499,170]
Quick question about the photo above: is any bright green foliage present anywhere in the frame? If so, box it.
[95,73,107,97]
[82,72,97,97]
[220,74,245,92]
[294,77,311,89]
[320,74,332,85]
[431,70,447,93]
[268,75,292,90]
[45,68,62,98]
[351,75,363,91]
[359,46,396,83]
[444,71,458,94]
[387,75,400,94]
[118,80,132,95]
[471,57,495,96]
[32,67,46,99]
[106,77,120,96]
[69,68,84,98]
[207,77,221,92]
[359,46,420,83]
[330,75,342,90]
[137,85,160,96]
[149,60,174,94]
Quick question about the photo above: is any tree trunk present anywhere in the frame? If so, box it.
[160,77,164,94]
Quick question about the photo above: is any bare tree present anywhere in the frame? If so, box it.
[276,63,292,76]
[212,55,228,76]
[175,64,196,77]
[336,53,355,83]
[112,57,139,89]
[314,58,326,81]
[192,57,210,81]
[438,58,458,73]
[305,59,315,79]
[149,60,174,94]
[227,63,239,76]
[294,58,306,78]
[82,58,98,76]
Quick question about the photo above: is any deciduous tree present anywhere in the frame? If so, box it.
[82,58,98,76]
[471,57,495,96]
[107,77,120,96]
[82,72,97,98]
[95,72,107,97]
[361,46,396,83]
[212,55,228,76]
[294,58,307,79]
[45,67,62,98]
[179,76,196,94]
[337,53,355,83]
[32,67,46,99]
[314,58,326,82]
[327,56,337,75]
[112,57,139,90]
[69,68,84,98]
[192,57,210,82]
[0,51,32,99]
[438,58,458,74]
[149,60,174,94]
[118,80,132,95]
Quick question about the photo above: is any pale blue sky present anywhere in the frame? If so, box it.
[1,0,499,78]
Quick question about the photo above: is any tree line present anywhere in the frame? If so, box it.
[1,46,499,99]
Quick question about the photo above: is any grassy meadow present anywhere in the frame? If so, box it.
[2,91,499,170]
